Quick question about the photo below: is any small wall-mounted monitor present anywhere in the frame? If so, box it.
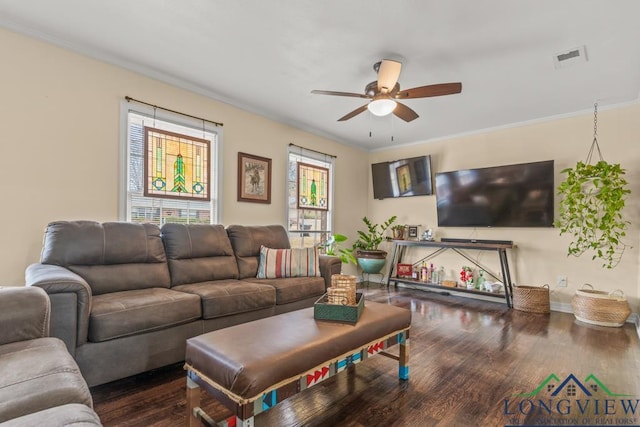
[371,155,433,199]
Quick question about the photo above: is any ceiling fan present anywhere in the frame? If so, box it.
[311,59,462,122]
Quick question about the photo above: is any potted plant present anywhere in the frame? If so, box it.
[555,159,630,269]
[391,224,407,240]
[352,215,397,274]
[318,233,356,265]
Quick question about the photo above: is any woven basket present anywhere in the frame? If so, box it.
[331,274,357,305]
[512,285,550,314]
[572,284,631,327]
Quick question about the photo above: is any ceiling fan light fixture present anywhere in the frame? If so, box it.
[368,98,397,116]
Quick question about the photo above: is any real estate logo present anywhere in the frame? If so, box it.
[503,373,639,426]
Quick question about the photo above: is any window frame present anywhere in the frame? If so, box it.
[286,146,335,248]
[119,100,223,224]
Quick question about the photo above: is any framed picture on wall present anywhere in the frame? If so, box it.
[237,152,271,204]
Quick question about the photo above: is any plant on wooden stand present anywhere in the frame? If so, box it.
[555,103,631,269]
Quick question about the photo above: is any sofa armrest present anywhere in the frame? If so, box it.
[318,255,342,289]
[25,264,92,354]
[0,286,50,345]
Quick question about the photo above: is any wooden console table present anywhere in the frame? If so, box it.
[384,240,515,307]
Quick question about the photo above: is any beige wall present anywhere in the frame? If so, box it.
[2,27,638,315]
[369,105,640,312]
[0,28,369,285]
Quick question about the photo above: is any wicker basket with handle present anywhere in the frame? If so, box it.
[512,284,550,314]
[572,284,631,327]
[331,274,357,305]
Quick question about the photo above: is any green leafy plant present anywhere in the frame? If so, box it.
[353,215,398,251]
[555,160,631,269]
[318,234,357,265]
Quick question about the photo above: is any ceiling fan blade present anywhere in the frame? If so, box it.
[377,59,402,93]
[396,82,462,99]
[393,102,419,122]
[311,90,370,99]
[338,104,369,121]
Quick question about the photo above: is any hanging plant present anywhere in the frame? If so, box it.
[555,103,631,269]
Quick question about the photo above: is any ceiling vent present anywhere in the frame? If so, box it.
[553,45,588,69]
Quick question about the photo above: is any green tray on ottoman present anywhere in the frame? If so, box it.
[314,292,364,323]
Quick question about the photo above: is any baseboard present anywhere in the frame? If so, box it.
[549,301,573,314]
[389,283,640,333]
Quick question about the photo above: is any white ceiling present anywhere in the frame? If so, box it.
[1,1,639,151]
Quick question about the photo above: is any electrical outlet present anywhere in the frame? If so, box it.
[557,275,568,288]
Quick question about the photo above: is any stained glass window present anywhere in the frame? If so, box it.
[144,127,210,201]
[124,109,219,225]
[297,162,329,211]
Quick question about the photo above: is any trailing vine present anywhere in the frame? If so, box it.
[555,159,630,268]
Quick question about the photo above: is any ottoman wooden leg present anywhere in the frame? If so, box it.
[399,331,409,380]
[186,376,201,427]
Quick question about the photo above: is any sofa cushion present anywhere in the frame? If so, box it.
[173,279,276,319]
[257,246,321,279]
[40,221,171,295]
[89,288,201,342]
[242,277,325,305]
[161,223,239,286]
[0,403,102,427]
[0,338,93,424]
[227,225,291,279]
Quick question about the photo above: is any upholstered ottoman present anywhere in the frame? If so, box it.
[185,301,411,426]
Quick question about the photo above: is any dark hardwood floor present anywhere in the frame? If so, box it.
[91,283,640,426]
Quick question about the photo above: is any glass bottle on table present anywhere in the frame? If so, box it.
[476,269,486,290]
[420,262,428,282]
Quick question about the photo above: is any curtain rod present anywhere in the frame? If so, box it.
[125,96,223,127]
[289,143,336,158]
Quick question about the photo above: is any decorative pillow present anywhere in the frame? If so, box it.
[256,245,321,279]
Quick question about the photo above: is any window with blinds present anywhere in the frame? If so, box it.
[123,109,220,225]
[287,146,335,248]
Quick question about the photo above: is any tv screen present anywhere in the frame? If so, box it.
[435,160,554,227]
[371,155,433,199]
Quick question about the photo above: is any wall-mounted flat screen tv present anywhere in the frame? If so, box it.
[371,155,433,199]
[435,160,554,227]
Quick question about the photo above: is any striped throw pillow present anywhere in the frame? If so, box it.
[256,245,321,279]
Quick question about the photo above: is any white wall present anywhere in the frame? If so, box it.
[0,27,369,285]
[368,105,640,312]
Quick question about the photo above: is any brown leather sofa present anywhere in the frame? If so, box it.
[0,286,101,426]
[26,221,341,387]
